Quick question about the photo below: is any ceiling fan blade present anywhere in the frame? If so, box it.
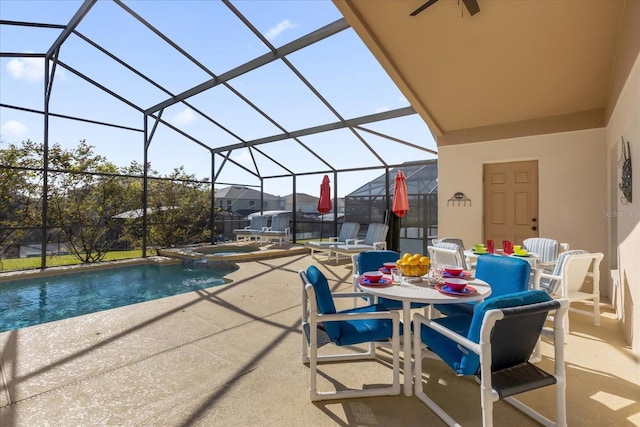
[410,0,439,16]
[462,0,480,16]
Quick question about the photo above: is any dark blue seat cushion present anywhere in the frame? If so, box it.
[435,255,531,318]
[420,290,551,375]
[306,265,402,345]
[357,250,400,273]
[334,303,404,346]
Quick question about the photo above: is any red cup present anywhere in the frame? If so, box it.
[486,239,495,254]
[502,240,513,255]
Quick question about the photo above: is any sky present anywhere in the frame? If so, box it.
[0,0,438,198]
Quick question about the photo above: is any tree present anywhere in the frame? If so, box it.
[1,139,213,265]
[146,166,211,249]
[0,140,45,260]
[47,140,133,263]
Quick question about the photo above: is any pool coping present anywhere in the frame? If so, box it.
[158,242,308,263]
[0,256,182,283]
[0,243,309,283]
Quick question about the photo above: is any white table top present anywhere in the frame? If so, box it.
[464,249,539,258]
[463,250,540,266]
[357,276,491,304]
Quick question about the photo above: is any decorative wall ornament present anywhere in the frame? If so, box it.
[618,136,632,204]
[447,191,472,206]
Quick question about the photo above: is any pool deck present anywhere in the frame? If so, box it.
[1,250,639,426]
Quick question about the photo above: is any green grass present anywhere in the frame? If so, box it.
[1,249,145,272]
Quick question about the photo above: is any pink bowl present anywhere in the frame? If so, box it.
[363,271,384,283]
[443,265,463,276]
[444,278,467,292]
[383,262,397,270]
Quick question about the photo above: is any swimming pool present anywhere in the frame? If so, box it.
[0,262,236,333]
[194,246,256,256]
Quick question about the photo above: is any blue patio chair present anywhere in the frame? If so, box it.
[299,265,401,401]
[414,290,569,427]
[434,254,532,318]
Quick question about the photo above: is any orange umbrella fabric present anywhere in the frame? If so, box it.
[318,175,332,241]
[317,175,332,214]
[392,170,409,218]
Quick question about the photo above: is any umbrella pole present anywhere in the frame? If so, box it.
[320,217,324,241]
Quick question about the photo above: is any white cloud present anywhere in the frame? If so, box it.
[172,108,196,126]
[1,120,28,139]
[6,57,45,83]
[232,150,253,167]
[265,19,297,41]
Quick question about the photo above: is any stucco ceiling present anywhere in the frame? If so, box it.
[334,0,631,145]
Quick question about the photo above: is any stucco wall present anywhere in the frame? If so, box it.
[439,51,640,356]
[437,129,608,283]
[606,52,639,356]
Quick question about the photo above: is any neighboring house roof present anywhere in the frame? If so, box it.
[284,193,317,204]
[215,186,282,201]
[247,210,292,218]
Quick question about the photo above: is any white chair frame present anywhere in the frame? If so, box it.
[300,277,401,401]
[414,298,570,427]
[427,245,464,268]
[536,252,603,333]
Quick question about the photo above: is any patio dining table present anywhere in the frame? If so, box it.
[464,250,540,267]
[357,275,491,396]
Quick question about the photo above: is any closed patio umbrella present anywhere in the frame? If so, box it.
[317,175,332,240]
[392,170,409,218]
[391,170,408,251]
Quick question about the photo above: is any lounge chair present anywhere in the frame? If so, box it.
[259,214,291,246]
[328,223,389,264]
[305,222,360,258]
[233,215,270,243]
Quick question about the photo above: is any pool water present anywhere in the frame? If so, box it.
[0,262,235,333]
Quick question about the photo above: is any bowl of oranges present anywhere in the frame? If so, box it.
[397,252,430,277]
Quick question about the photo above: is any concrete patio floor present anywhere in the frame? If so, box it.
[1,250,638,426]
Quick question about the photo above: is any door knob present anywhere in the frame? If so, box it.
[531,226,537,231]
